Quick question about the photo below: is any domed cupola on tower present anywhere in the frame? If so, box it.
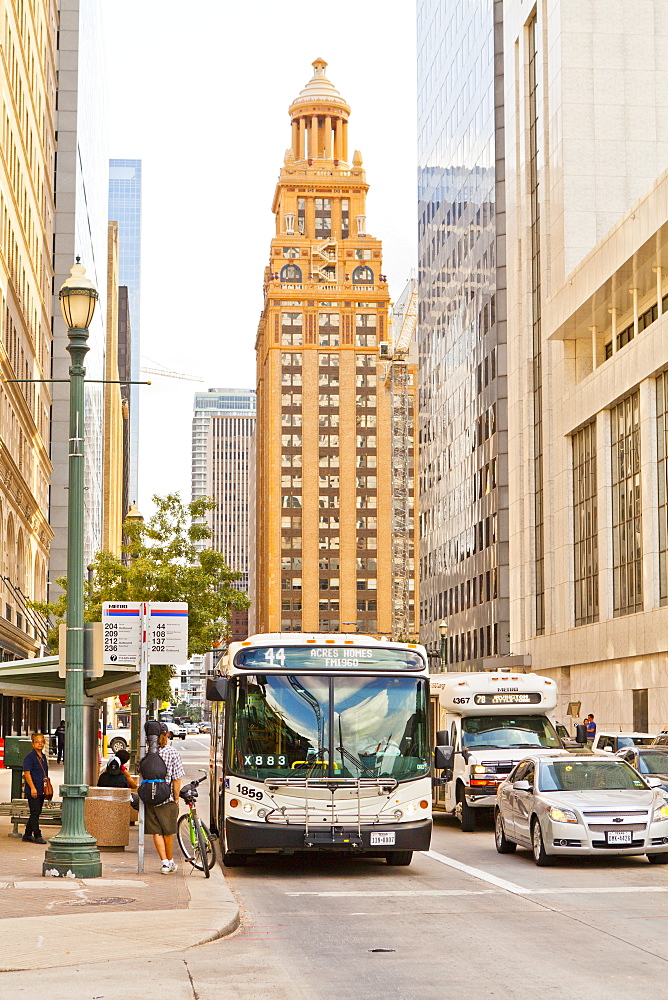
[288,58,351,164]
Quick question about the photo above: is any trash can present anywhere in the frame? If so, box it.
[84,786,131,849]
[3,737,33,799]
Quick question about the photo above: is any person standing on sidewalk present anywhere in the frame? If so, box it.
[22,733,49,844]
[144,723,185,873]
[54,721,65,763]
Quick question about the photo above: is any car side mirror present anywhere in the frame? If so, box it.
[206,676,228,702]
[434,745,454,770]
[646,776,663,789]
[513,779,532,792]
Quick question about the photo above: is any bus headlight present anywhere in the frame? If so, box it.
[257,808,268,819]
[242,803,253,813]
[394,809,403,820]
[404,802,417,815]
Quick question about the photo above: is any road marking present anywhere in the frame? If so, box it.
[421,849,530,894]
[286,889,497,897]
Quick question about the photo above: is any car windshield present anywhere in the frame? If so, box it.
[228,674,430,782]
[636,751,668,775]
[461,715,561,750]
[618,736,654,747]
[539,760,648,791]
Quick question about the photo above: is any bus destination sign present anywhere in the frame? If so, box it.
[473,693,542,706]
[234,646,424,671]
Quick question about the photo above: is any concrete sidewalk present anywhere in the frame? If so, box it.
[0,765,239,971]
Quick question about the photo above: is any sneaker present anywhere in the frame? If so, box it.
[22,834,32,842]
[160,860,177,874]
[167,860,178,873]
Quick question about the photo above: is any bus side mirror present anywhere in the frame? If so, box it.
[436,730,449,746]
[434,745,454,770]
[574,723,587,745]
[206,676,228,702]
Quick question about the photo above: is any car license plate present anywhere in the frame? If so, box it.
[606,830,632,846]
[371,832,396,846]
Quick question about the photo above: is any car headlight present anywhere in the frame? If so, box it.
[472,765,486,774]
[653,804,668,821]
[547,806,578,824]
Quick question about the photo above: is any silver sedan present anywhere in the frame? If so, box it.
[495,753,668,865]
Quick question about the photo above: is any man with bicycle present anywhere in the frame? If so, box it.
[145,722,185,874]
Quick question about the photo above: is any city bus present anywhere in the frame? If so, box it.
[207,632,432,867]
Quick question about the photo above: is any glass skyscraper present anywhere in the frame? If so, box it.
[416,0,509,669]
[109,158,142,504]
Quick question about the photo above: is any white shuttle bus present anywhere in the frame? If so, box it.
[208,633,432,867]
[431,671,561,831]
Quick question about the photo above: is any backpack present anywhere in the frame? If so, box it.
[137,749,171,805]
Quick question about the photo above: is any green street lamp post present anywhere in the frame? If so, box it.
[43,259,102,878]
[439,620,448,672]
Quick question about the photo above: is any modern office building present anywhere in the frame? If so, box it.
[0,0,56,677]
[50,0,109,592]
[416,1,509,669]
[503,0,668,729]
[108,158,142,505]
[191,388,256,592]
[103,222,124,556]
[254,59,418,637]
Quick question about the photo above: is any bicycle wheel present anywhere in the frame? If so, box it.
[176,812,196,863]
[194,815,212,877]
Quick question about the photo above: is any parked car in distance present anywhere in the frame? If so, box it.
[104,727,131,754]
[616,747,668,795]
[198,722,210,734]
[182,723,199,734]
[651,732,668,748]
[495,752,668,865]
[591,731,655,754]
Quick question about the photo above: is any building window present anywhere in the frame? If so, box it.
[280,263,302,283]
[298,197,306,234]
[573,421,599,626]
[657,371,668,605]
[633,689,649,732]
[341,198,349,239]
[352,265,373,284]
[315,198,332,238]
[611,391,643,616]
[284,215,295,235]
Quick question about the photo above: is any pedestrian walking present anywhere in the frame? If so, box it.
[22,733,51,844]
[141,722,185,873]
[54,720,65,763]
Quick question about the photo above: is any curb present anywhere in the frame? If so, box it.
[0,863,239,972]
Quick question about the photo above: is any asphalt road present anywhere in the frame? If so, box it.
[6,740,668,999]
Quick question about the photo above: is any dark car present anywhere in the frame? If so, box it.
[617,747,668,795]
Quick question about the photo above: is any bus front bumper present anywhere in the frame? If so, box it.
[225,816,432,854]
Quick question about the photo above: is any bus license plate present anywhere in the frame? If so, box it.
[606,830,632,846]
[371,832,396,846]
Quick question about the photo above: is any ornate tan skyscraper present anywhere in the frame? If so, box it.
[255,59,417,638]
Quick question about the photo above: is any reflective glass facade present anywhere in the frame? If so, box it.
[109,159,142,503]
[416,0,508,668]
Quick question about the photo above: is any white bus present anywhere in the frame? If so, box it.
[431,671,561,831]
[208,633,432,867]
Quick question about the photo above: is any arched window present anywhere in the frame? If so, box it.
[352,265,373,284]
[280,263,302,283]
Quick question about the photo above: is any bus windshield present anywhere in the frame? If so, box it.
[461,714,561,750]
[228,675,430,782]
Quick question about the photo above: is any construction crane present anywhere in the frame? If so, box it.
[383,278,418,642]
[139,359,203,383]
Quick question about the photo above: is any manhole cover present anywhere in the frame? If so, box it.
[53,896,136,907]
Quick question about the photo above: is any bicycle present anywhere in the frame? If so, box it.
[177,770,216,877]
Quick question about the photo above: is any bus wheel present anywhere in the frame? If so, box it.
[223,852,248,867]
[456,786,476,832]
[386,851,413,866]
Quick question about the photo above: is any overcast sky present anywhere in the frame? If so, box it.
[101,1,417,516]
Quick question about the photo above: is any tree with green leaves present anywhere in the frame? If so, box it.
[35,494,249,701]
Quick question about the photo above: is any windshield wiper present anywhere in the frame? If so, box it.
[337,717,375,776]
